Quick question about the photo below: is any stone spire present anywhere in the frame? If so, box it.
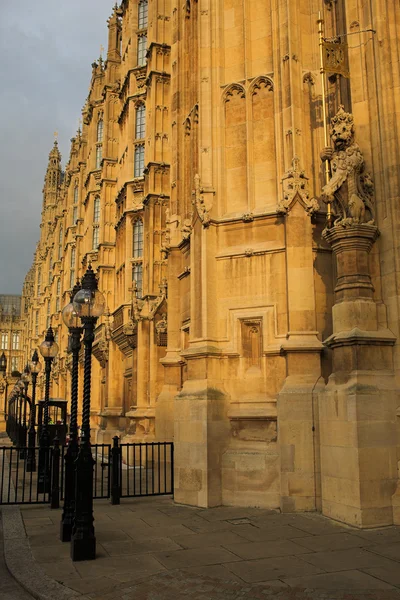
[43,139,62,208]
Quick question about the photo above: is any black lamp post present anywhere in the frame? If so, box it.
[26,351,42,472]
[19,365,30,457]
[0,352,7,421]
[71,265,105,562]
[60,281,83,542]
[38,328,59,494]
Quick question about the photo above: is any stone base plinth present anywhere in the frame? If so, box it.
[320,371,398,528]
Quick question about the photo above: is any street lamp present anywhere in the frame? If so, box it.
[38,328,59,494]
[26,350,42,472]
[19,364,30,456]
[60,281,83,542]
[0,352,8,426]
[71,265,105,561]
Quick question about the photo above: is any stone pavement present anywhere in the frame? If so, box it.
[0,511,34,600]
[9,496,400,599]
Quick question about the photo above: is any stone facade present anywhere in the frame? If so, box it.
[20,0,400,527]
[0,295,24,430]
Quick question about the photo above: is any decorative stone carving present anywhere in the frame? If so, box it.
[155,314,168,347]
[320,106,375,227]
[278,156,319,215]
[192,174,211,227]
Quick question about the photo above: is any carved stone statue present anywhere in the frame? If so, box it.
[320,106,375,227]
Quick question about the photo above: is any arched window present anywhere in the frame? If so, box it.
[37,268,41,296]
[48,256,53,285]
[58,226,63,259]
[56,278,61,312]
[96,145,102,169]
[93,197,101,223]
[137,35,147,66]
[133,220,143,258]
[74,185,79,204]
[46,301,51,329]
[135,105,146,139]
[134,144,145,177]
[138,0,148,28]
[133,264,143,298]
[92,197,100,250]
[70,247,76,288]
[97,119,103,143]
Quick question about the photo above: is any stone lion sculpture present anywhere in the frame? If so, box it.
[320,106,375,227]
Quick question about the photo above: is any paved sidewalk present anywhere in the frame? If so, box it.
[14,497,400,599]
[0,511,35,600]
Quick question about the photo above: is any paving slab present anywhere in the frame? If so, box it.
[364,567,400,588]
[170,530,250,549]
[301,548,400,572]
[294,532,371,552]
[101,537,182,556]
[368,542,400,561]
[7,495,400,599]
[283,570,397,589]
[154,546,242,569]
[224,555,325,583]
[226,523,310,542]
[222,538,313,560]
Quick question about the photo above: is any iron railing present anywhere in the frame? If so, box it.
[0,439,174,506]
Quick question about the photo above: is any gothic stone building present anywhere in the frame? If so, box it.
[0,295,24,430]
[21,0,400,528]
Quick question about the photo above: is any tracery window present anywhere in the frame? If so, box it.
[92,197,100,250]
[56,278,61,312]
[133,220,143,258]
[133,264,143,299]
[138,0,148,29]
[97,119,103,143]
[37,268,41,296]
[137,35,147,66]
[96,145,103,169]
[12,332,19,350]
[70,247,76,288]
[1,333,8,350]
[135,104,146,139]
[134,144,145,177]
[58,226,63,259]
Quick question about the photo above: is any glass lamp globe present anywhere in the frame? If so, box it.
[29,350,42,374]
[22,365,30,383]
[73,288,105,318]
[62,302,81,328]
[39,329,59,359]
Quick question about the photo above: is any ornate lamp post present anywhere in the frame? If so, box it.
[19,365,30,456]
[60,281,83,542]
[71,266,105,561]
[26,351,42,472]
[0,352,7,423]
[38,328,59,494]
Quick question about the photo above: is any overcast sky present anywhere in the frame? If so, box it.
[0,0,114,294]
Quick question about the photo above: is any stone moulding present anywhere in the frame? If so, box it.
[324,326,396,349]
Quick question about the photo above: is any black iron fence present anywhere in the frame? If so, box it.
[0,438,174,506]
[0,444,57,505]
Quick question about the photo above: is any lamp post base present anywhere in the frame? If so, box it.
[70,533,96,561]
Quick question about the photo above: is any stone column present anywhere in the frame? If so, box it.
[320,224,398,527]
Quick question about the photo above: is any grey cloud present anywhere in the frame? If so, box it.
[0,0,114,293]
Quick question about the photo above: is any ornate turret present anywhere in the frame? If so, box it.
[107,4,122,63]
[43,139,62,208]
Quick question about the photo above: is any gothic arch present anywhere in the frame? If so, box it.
[249,76,274,96]
[223,83,246,104]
